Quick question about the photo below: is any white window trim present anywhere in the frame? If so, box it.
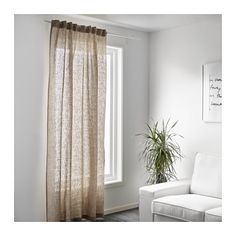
[104,45,123,187]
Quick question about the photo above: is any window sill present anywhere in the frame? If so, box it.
[104,180,123,189]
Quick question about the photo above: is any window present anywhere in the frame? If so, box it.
[104,46,123,185]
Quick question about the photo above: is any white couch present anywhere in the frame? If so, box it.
[139,153,222,222]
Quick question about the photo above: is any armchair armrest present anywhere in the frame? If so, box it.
[139,179,191,221]
[139,179,191,198]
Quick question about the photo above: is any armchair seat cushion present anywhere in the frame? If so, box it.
[205,207,222,222]
[152,194,222,222]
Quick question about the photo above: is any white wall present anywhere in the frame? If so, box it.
[149,19,222,178]
[14,15,49,221]
[14,14,149,221]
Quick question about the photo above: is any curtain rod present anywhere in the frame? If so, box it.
[44,20,140,40]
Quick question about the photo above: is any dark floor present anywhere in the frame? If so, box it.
[81,208,139,222]
[103,208,139,222]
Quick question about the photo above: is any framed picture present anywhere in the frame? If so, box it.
[202,61,222,123]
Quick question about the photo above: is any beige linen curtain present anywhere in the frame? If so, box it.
[46,20,107,221]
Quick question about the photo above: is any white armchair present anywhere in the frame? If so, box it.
[139,179,191,221]
[139,153,222,222]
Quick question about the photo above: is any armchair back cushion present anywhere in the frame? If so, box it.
[190,153,222,199]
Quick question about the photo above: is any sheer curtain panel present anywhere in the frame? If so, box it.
[46,20,107,221]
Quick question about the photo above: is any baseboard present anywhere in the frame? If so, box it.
[104,202,139,215]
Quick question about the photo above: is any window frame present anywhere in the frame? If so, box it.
[104,45,123,187]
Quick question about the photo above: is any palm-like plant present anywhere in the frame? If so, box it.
[138,119,183,184]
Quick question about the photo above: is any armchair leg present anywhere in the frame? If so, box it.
[152,213,155,222]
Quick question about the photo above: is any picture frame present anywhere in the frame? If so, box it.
[202,61,222,123]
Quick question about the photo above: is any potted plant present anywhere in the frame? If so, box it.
[138,119,183,184]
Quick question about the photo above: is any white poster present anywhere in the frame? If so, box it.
[202,61,222,122]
